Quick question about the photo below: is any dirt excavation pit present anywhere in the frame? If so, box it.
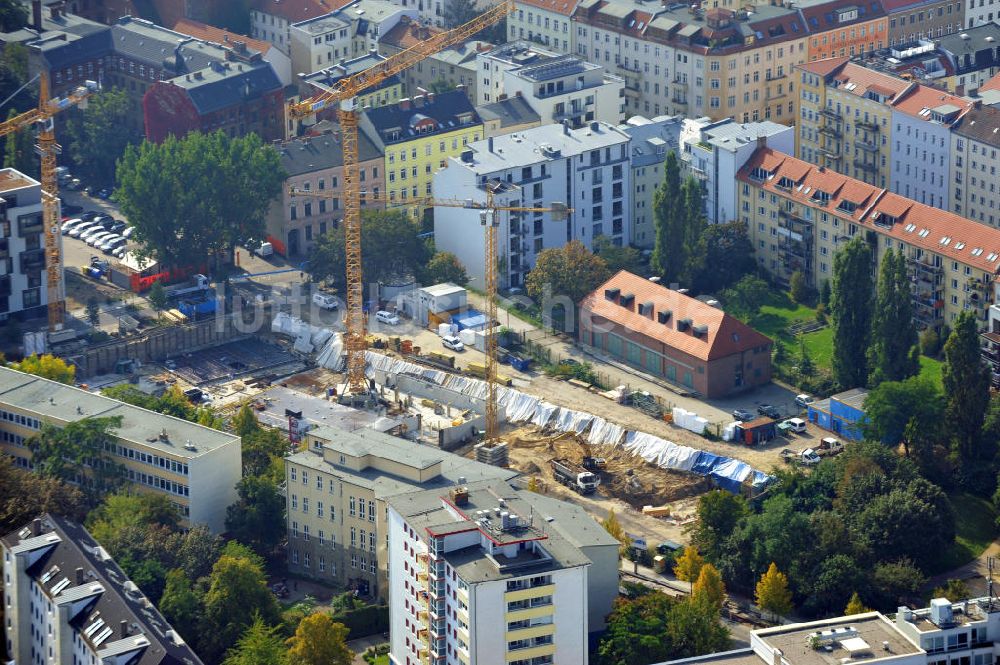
[507,427,713,509]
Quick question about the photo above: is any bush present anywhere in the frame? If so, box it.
[331,604,389,638]
[920,328,942,357]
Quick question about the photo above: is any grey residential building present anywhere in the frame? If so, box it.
[619,114,683,248]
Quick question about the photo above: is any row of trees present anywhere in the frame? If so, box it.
[102,383,222,428]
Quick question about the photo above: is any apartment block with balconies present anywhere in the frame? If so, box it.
[738,148,1000,332]
[0,169,59,321]
[387,479,619,665]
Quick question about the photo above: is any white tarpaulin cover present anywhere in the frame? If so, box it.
[531,402,559,428]
[588,417,625,447]
[554,408,594,434]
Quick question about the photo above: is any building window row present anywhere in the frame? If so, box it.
[124,467,189,497]
[0,410,41,430]
[103,442,189,475]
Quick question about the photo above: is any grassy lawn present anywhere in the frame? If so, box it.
[935,492,998,573]
[919,355,944,387]
[374,656,389,665]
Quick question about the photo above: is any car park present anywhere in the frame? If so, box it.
[122,227,135,239]
[442,335,464,351]
[795,394,814,408]
[757,404,781,419]
[312,293,339,310]
[61,218,84,234]
[87,231,113,246]
[70,222,99,238]
[732,408,755,422]
[375,310,400,325]
[82,227,109,242]
[99,235,122,252]
[80,211,101,221]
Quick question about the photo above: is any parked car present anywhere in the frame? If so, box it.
[103,238,127,254]
[312,293,339,310]
[83,185,95,197]
[96,187,112,199]
[109,221,127,234]
[69,221,97,238]
[98,235,122,252]
[112,245,128,259]
[375,310,400,325]
[65,178,82,191]
[800,448,822,465]
[61,218,84,234]
[87,231,113,247]
[817,437,844,456]
[795,394,815,408]
[442,335,464,352]
[732,408,755,422]
[75,223,103,239]
[757,404,781,419]
[122,226,135,239]
[783,417,807,434]
[256,241,274,257]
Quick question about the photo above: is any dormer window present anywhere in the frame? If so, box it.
[812,189,830,204]
[750,167,771,181]
[837,200,857,213]
[777,176,796,189]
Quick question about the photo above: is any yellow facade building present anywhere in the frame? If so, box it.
[360,89,484,221]
[737,147,1000,331]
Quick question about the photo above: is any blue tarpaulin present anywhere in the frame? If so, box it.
[451,309,487,331]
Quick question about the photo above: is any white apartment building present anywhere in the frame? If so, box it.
[982,280,1000,387]
[501,53,625,127]
[0,366,241,533]
[387,479,619,665]
[290,0,416,81]
[477,41,561,105]
[3,515,205,665]
[679,117,795,224]
[251,0,330,55]
[966,0,1000,26]
[890,85,971,210]
[283,426,518,600]
[433,120,632,289]
[0,169,62,321]
[508,0,579,54]
[949,103,1000,228]
[663,596,1000,665]
[619,114,683,248]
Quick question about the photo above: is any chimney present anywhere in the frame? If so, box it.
[75,567,84,585]
[120,620,129,638]
[427,91,435,104]
[756,135,767,149]
[488,136,494,152]
[31,518,41,536]
[32,0,41,30]
[563,119,571,135]
[49,4,60,20]
[400,97,411,110]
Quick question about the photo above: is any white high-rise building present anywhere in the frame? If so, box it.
[387,479,619,665]
[433,120,631,289]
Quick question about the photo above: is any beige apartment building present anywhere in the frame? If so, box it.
[797,57,911,188]
[509,0,578,54]
[950,104,1000,229]
[283,426,517,600]
[0,367,241,533]
[737,147,1000,331]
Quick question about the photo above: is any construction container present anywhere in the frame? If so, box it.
[400,340,413,354]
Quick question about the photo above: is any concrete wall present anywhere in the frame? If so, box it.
[437,414,486,450]
[579,542,620,632]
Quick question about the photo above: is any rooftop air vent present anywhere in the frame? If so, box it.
[605,287,620,301]
[619,293,635,307]
[639,301,654,316]
[657,310,672,324]
[692,323,709,336]
[677,318,692,331]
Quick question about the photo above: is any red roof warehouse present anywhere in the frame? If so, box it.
[579,270,773,398]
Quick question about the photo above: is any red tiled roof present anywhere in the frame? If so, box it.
[380,16,444,49]
[517,0,579,16]
[832,62,911,99]
[579,271,773,362]
[251,0,340,22]
[981,70,1000,92]
[890,83,971,121]
[737,148,1000,274]
[799,56,850,76]
[172,18,273,54]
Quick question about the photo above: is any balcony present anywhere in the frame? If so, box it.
[907,255,943,276]
[820,107,842,120]
[819,125,842,138]
[820,149,842,160]
[857,140,879,152]
[853,159,878,172]
[671,96,688,106]
[857,119,880,132]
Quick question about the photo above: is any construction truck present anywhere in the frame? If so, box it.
[582,456,607,471]
[550,458,600,494]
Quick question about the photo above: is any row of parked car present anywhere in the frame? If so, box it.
[61,211,134,258]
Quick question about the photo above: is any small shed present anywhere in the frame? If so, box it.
[808,388,868,440]
[416,282,467,327]
[735,417,776,445]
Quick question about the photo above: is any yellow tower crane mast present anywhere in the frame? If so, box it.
[288,1,514,397]
[289,186,569,442]
[0,74,98,330]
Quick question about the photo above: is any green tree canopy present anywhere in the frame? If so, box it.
[594,235,646,276]
[691,490,747,561]
[685,220,756,295]
[421,250,469,285]
[28,416,123,499]
[0,456,86,533]
[651,150,684,283]
[831,237,874,388]
[66,89,141,185]
[12,354,75,383]
[943,311,991,462]
[223,614,288,665]
[863,376,943,462]
[309,209,429,291]
[159,568,203,646]
[225,475,286,557]
[286,612,353,665]
[3,107,35,174]
[869,249,919,385]
[720,274,769,322]
[202,549,281,664]
[116,131,285,269]
[525,239,611,306]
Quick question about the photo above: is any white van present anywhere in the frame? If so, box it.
[256,241,274,257]
[784,417,807,434]
[375,310,399,325]
[312,293,339,310]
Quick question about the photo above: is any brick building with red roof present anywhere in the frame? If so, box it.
[580,271,773,398]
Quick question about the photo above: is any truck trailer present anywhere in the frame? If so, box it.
[550,458,600,494]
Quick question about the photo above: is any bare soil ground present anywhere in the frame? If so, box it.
[64,271,128,311]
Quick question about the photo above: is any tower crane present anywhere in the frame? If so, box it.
[288,186,570,443]
[0,74,98,330]
[288,0,514,398]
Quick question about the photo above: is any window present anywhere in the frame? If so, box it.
[359,499,366,521]
[350,527,356,547]
[291,494,298,510]
[317,501,324,518]
[302,471,308,486]
[302,497,309,513]
[350,496,356,516]
[369,500,376,522]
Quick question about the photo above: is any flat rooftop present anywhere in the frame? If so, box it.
[661,648,763,665]
[0,169,38,192]
[758,614,922,665]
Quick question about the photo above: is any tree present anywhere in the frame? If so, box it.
[755,563,793,618]
[442,0,480,27]
[116,131,284,268]
[869,250,919,385]
[601,509,629,553]
[691,490,747,561]
[594,235,646,275]
[66,89,141,185]
[223,615,288,665]
[673,546,705,583]
[863,376,943,457]
[147,280,168,313]
[932,578,971,601]
[0,456,86,534]
[28,416,123,499]
[86,298,101,327]
[943,311,991,461]
[665,595,730,659]
[679,176,707,284]
[790,270,809,304]
[310,209,429,291]
[225,475,286,556]
[160,569,203,642]
[286,613,353,665]
[3,108,34,174]
[831,237,874,388]
[920,327,942,357]
[720,274,769,321]
[651,150,684,283]
[685,221,756,295]
[0,0,27,31]
[12,354,75,384]
[692,563,725,610]
[854,482,954,570]
[820,279,832,307]
[845,591,869,615]
[232,402,261,439]
[870,559,925,609]
[798,341,816,378]
[242,427,290,479]
[421,251,468,285]
[428,77,458,94]
[87,492,181,543]
[525,239,611,306]
[202,550,281,663]
[598,592,678,665]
